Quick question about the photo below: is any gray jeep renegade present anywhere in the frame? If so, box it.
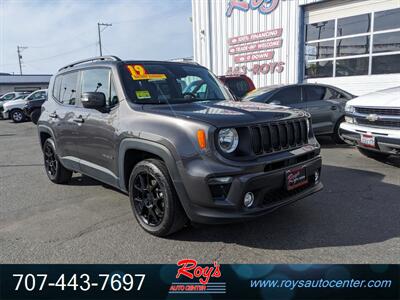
[38,56,323,236]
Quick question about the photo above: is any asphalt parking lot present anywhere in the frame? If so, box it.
[0,120,399,264]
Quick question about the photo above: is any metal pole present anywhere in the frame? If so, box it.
[17,46,27,75]
[17,46,22,75]
[97,23,102,56]
[97,22,112,56]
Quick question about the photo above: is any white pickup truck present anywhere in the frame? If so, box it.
[339,87,400,159]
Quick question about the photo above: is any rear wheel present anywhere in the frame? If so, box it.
[129,159,187,236]
[43,138,72,184]
[30,109,41,124]
[332,117,345,144]
[358,147,390,160]
[11,109,25,123]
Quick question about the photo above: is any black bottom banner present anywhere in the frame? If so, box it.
[0,263,399,299]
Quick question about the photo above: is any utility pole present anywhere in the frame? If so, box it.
[97,22,112,56]
[17,46,28,75]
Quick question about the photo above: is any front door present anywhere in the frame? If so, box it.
[74,68,120,186]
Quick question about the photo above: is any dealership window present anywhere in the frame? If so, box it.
[305,7,400,78]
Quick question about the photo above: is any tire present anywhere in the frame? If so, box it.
[358,147,390,160]
[30,109,41,125]
[332,117,346,144]
[43,138,72,184]
[129,159,188,237]
[10,109,25,123]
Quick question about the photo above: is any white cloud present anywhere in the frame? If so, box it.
[0,0,193,74]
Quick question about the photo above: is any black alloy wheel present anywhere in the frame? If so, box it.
[128,159,188,236]
[132,171,165,226]
[42,138,72,184]
[44,142,58,178]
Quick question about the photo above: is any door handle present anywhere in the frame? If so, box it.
[73,116,85,123]
[331,106,337,110]
[49,112,58,119]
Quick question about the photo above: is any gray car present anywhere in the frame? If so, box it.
[243,84,354,143]
[38,56,323,236]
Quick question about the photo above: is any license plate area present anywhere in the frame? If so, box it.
[360,134,375,148]
[285,166,308,191]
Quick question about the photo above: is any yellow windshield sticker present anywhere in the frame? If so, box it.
[136,90,151,99]
[127,64,167,81]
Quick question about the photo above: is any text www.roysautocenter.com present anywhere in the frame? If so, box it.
[250,279,392,290]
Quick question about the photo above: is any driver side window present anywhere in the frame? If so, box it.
[81,68,119,107]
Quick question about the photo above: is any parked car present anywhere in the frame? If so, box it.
[23,92,48,124]
[38,56,322,236]
[2,89,47,123]
[0,92,30,119]
[0,92,29,119]
[340,86,400,159]
[218,74,255,99]
[242,83,354,143]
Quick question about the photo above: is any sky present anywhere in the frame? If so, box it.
[0,0,193,75]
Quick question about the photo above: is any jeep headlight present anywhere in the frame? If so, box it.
[218,128,239,153]
[345,104,355,114]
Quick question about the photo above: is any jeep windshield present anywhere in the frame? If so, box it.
[120,62,230,104]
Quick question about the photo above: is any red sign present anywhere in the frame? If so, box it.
[228,28,282,45]
[229,39,282,55]
[175,259,221,285]
[234,51,274,63]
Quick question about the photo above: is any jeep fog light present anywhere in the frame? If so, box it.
[314,170,320,184]
[244,192,255,208]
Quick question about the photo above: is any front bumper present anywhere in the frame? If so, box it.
[2,110,9,119]
[178,149,323,224]
[339,122,400,155]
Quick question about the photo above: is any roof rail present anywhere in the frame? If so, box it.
[58,56,122,71]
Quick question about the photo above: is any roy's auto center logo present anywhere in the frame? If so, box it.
[226,0,280,17]
[168,259,226,295]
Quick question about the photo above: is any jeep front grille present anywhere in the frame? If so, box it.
[250,119,308,155]
[355,107,400,116]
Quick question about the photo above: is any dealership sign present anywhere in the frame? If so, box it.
[226,0,280,17]
[227,27,285,76]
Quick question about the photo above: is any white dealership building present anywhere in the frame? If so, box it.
[191,0,400,95]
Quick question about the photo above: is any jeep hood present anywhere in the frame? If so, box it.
[348,86,400,108]
[142,100,308,127]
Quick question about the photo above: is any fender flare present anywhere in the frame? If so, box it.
[118,139,190,211]
[37,125,56,149]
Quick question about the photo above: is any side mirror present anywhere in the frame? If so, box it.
[81,92,106,109]
[270,100,281,105]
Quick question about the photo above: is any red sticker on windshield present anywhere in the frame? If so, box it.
[126,64,166,81]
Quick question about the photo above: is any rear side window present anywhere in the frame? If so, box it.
[271,87,302,105]
[60,72,78,105]
[225,78,251,98]
[53,72,78,105]
[52,76,62,101]
[303,86,326,101]
[80,68,119,107]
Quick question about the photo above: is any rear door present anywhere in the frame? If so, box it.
[50,71,81,170]
[302,85,337,134]
[74,67,120,186]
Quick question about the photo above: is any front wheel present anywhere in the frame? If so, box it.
[43,138,72,184]
[11,109,25,123]
[129,159,187,236]
[30,109,41,124]
[332,117,345,144]
[358,147,390,160]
